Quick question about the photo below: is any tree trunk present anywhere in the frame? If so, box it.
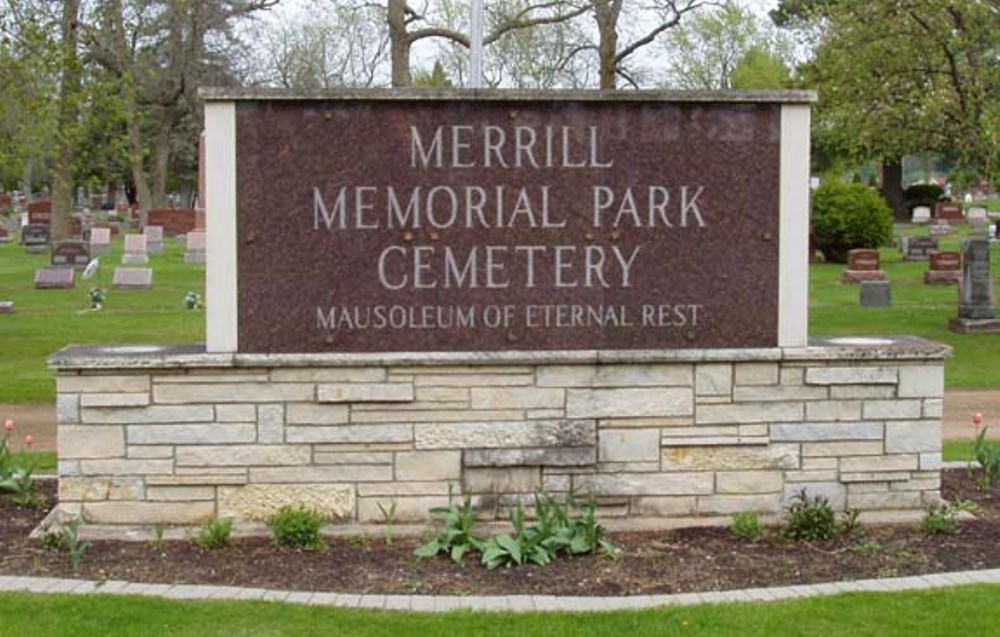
[50,0,81,241]
[593,0,619,90]
[881,157,907,222]
[125,109,153,227]
[388,0,412,87]
[150,114,173,208]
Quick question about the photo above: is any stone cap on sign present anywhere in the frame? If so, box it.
[199,87,818,104]
[47,336,951,371]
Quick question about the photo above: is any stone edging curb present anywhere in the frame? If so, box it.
[1,569,999,613]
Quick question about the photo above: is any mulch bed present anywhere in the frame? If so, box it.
[2,469,998,597]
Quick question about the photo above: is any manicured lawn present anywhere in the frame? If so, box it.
[943,440,975,462]
[0,586,998,636]
[0,237,203,402]
[810,224,1000,388]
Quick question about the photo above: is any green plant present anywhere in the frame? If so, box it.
[0,420,39,506]
[87,287,106,310]
[921,504,958,535]
[41,522,91,570]
[414,486,483,564]
[730,511,763,542]
[197,518,233,550]
[850,541,883,556]
[781,489,838,541]
[971,413,1000,489]
[376,500,398,545]
[184,291,202,310]
[268,506,326,550]
[151,523,166,552]
[811,180,893,263]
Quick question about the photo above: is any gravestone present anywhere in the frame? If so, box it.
[122,234,149,264]
[0,227,9,243]
[898,235,911,256]
[841,248,886,283]
[148,208,198,236]
[949,238,999,333]
[911,206,931,224]
[26,200,51,225]
[924,250,961,285]
[112,267,153,289]
[0,301,12,314]
[184,230,206,263]
[991,223,998,243]
[928,223,955,237]
[34,267,75,289]
[144,225,164,253]
[935,201,963,224]
[89,227,112,256]
[967,206,989,233]
[50,240,91,270]
[860,280,891,307]
[0,192,11,209]
[20,224,50,254]
[905,236,938,261]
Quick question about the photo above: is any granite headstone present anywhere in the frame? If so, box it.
[842,249,886,283]
[112,267,153,289]
[184,230,206,263]
[144,225,164,253]
[905,236,938,261]
[122,234,149,264]
[51,240,91,270]
[911,206,931,224]
[949,238,999,333]
[89,227,112,256]
[20,224,50,254]
[924,250,961,285]
[860,280,891,307]
[34,267,75,289]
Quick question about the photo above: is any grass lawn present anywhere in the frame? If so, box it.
[0,237,203,402]
[0,586,998,636]
[943,440,975,462]
[1,222,998,403]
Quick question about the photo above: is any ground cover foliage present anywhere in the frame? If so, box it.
[1,469,998,598]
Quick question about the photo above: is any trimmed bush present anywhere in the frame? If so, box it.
[811,180,893,263]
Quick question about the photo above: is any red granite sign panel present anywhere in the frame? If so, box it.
[235,99,782,353]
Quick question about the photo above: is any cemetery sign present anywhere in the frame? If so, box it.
[206,90,812,354]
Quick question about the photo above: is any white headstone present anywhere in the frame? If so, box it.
[122,234,148,264]
[90,227,112,256]
[911,206,931,224]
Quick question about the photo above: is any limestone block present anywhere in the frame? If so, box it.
[732,386,827,402]
[770,421,883,442]
[83,501,214,525]
[463,447,596,467]
[598,428,660,462]
[415,419,594,449]
[696,402,802,425]
[566,387,692,419]
[413,374,533,387]
[697,493,781,515]
[215,404,256,422]
[415,386,470,403]
[716,471,782,494]
[351,409,523,424]
[805,401,862,422]
[631,496,698,517]
[285,424,412,444]
[574,472,714,496]
[79,459,173,475]
[313,451,394,465]
[81,405,214,424]
[285,404,349,425]
[257,404,284,444]
[395,451,462,481]
[662,425,740,439]
[739,424,769,438]
[839,454,918,473]
[176,445,311,467]
[733,363,779,386]
[541,474,572,492]
[780,367,805,386]
[897,366,944,398]
[153,382,314,404]
[80,393,150,408]
[146,486,215,501]
[804,367,897,385]
[127,424,255,445]
[250,465,392,483]
[598,461,660,473]
[317,383,415,403]
[56,394,80,424]
[661,445,799,471]
[830,386,896,400]
[59,425,125,459]
[464,467,541,493]
[218,484,355,521]
[920,452,942,471]
[599,416,691,428]
[840,471,910,483]
[781,482,846,510]
[357,481,451,497]
[695,363,732,396]
[848,491,922,510]
[270,368,385,383]
[128,445,174,459]
[922,399,943,418]
[147,474,247,486]
[885,421,941,454]
[862,400,923,420]
[536,364,692,388]
[357,496,452,522]
[847,482,890,494]
[58,374,150,394]
[59,477,144,501]
[59,460,81,476]
[783,470,838,482]
[801,441,883,457]
[527,409,566,419]
[351,400,468,413]
[801,457,837,470]
[470,387,564,410]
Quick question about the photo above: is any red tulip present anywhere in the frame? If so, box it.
[973,412,984,427]
[3,419,13,432]
[24,434,34,447]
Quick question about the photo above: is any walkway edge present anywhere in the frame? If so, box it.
[1,569,998,612]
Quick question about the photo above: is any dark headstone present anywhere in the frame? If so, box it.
[842,249,887,283]
[924,250,961,285]
[26,200,51,225]
[148,208,197,236]
[950,239,999,333]
[935,201,963,223]
[0,227,9,243]
[860,280,891,307]
[905,236,938,261]
[0,193,11,209]
[20,224,50,254]
[51,240,91,270]
[112,267,153,289]
[34,267,75,289]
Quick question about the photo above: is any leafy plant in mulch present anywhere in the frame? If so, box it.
[0,419,41,507]
[413,487,483,564]
[971,412,1000,489]
[197,518,233,550]
[40,521,92,571]
[921,505,958,536]
[730,511,763,542]
[781,489,858,542]
[268,506,326,550]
